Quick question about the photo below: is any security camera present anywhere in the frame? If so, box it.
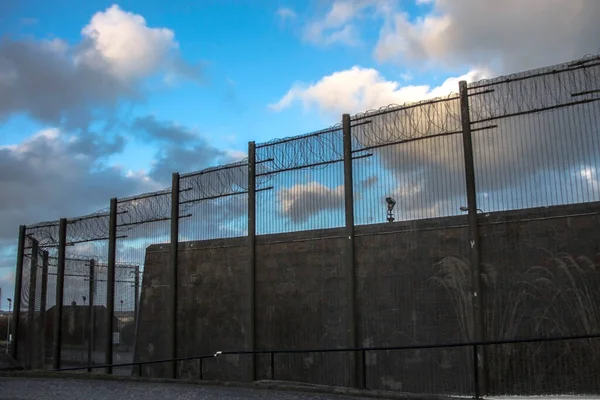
[385,197,396,223]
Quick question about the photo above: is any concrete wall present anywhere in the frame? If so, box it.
[134,244,172,378]
[135,201,600,395]
[255,228,351,386]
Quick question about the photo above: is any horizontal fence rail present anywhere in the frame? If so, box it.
[54,333,600,399]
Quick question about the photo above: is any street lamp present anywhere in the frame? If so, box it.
[6,298,12,354]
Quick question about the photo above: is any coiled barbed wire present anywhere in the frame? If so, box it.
[25,209,113,246]
[21,53,600,239]
[256,125,344,171]
[180,163,250,216]
[25,223,60,247]
[117,193,171,230]
[66,211,111,243]
[42,252,137,277]
[468,54,600,123]
[350,94,462,150]
[181,162,248,197]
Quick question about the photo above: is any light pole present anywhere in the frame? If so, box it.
[6,298,12,354]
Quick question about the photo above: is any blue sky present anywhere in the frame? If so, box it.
[0,0,446,167]
[1,0,600,309]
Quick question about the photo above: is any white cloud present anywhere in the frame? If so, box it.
[0,4,200,128]
[375,0,600,73]
[269,66,490,115]
[302,0,389,46]
[0,269,15,311]
[0,128,159,237]
[279,182,345,222]
[0,128,158,308]
[225,149,246,162]
[78,5,179,81]
[277,7,297,21]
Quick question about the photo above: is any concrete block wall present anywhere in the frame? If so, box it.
[134,201,600,395]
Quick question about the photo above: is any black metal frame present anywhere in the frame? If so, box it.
[54,332,600,399]
[12,55,600,396]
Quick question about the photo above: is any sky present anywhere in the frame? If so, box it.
[1,0,600,310]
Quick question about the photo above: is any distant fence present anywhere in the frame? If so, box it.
[10,54,600,396]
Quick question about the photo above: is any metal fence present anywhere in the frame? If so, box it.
[9,54,600,397]
[58,333,600,398]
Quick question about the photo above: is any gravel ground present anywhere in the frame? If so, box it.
[0,377,377,400]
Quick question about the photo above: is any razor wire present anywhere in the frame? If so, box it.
[117,188,172,230]
[180,161,250,200]
[25,223,60,248]
[468,54,600,123]
[256,125,344,172]
[20,53,600,243]
[350,94,463,150]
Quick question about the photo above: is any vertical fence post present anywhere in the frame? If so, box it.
[27,238,39,369]
[52,218,67,370]
[361,350,367,390]
[134,265,139,324]
[40,250,48,368]
[11,225,26,361]
[472,345,480,399]
[88,258,95,372]
[170,172,180,379]
[459,80,487,396]
[198,357,202,380]
[248,141,257,381]
[105,198,118,374]
[342,114,360,388]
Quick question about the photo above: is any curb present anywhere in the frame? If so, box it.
[0,370,457,400]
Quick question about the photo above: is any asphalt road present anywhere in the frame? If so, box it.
[0,377,377,400]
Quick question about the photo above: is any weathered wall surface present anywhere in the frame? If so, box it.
[478,202,600,395]
[176,237,251,382]
[255,228,351,386]
[135,201,600,395]
[134,243,172,378]
[354,219,471,393]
